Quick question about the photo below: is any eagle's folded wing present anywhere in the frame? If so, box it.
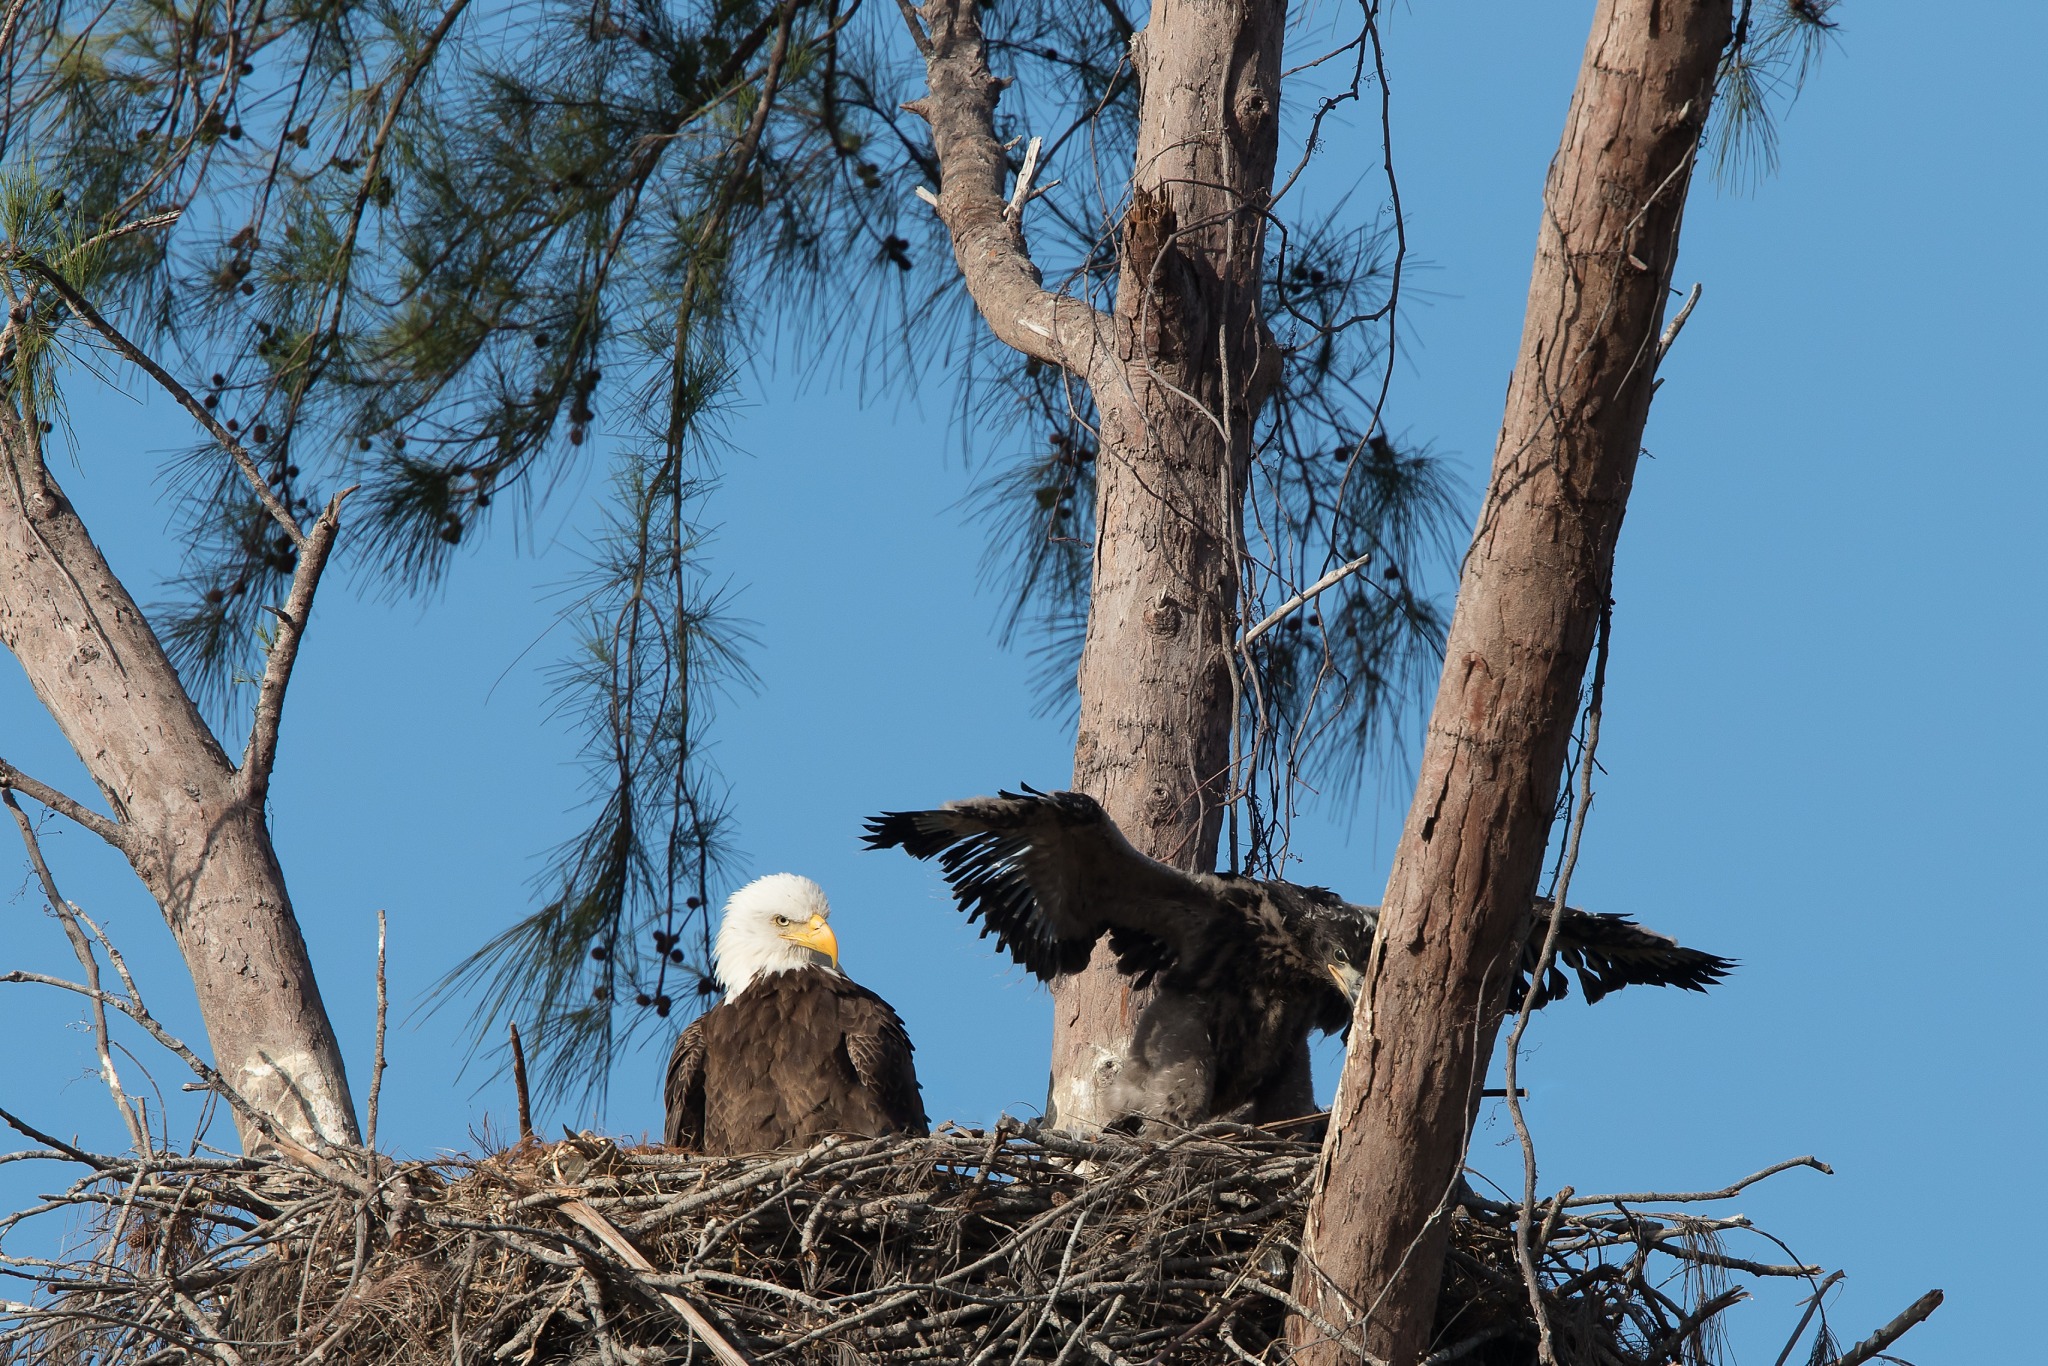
[1522,902,1735,1007]
[662,1017,708,1149]
[842,987,929,1134]
[863,786,1219,980]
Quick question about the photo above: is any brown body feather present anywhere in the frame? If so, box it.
[663,966,927,1154]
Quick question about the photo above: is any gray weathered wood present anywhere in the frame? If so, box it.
[0,406,358,1149]
[1286,3,1732,1361]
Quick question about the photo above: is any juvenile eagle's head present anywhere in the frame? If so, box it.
[1289,897,1378,1027]
[714,874,841,995]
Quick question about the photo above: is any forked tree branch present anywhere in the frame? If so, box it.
[901,0,1115,380]
[239,488,353,803]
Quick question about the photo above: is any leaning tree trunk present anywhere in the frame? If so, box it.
[1045,0,1287,1132]
[0,411,360,1151]
[1288,2,1731,1362]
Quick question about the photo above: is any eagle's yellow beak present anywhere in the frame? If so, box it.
[1328,961,1364,1004]
[780,913,839,967]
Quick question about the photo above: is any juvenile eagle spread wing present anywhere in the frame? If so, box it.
[863,787,1238,988]
[866,787,1732,1129]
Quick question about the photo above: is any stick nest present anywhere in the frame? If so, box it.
[2,1122,1827,1365]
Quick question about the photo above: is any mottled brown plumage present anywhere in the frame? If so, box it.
[865,787,1733,1131]
[663,966,926,1154]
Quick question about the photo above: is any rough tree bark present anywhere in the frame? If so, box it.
[904,0,1287,1131]
[0,396,360,1151]
[1288,2,1731,1362]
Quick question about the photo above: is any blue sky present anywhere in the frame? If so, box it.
[3,3,2039,1359]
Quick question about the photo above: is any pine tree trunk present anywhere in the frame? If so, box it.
[1049,0,1287,1130]
[0,417,360,1150]
[1287,3,1730,1361]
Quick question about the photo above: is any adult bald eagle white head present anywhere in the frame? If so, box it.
[866,788,1731,1133]
[663,874,927,1153]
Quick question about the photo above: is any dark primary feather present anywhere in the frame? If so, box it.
[662,967,926,1154]
[870,786,1732,1129]
[863,787,1219,981]
[1520,902,1734,1007]
[870,787,1733,1015]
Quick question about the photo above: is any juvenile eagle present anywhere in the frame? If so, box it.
[865,788,1731,1132]
[663,874,927,1153]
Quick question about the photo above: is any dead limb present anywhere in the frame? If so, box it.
[238,487,355,804]
[1,790,146,1148]
[1827,1288,1943,1366]
[901,0,1114,379]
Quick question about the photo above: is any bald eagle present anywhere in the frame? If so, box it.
[663,874,927,1153]
[865,789,1731,1132]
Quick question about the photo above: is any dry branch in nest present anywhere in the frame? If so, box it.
[0,1119,1907,1366]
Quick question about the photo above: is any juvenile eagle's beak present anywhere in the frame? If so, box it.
[1328,961,1364,1005]
[780,913,840,968]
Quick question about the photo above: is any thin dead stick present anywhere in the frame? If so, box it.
[0,1104,108,1169]
[1005,135,1043,221]
[1645,1286,1748,1364]
[1,791,146,1150]
[1826,1288,1943,1366]
[0,966,369,1190]
[1238,551,1374,649]
[557,1197,756,1366]
[1655,282,1704,365]
[1771,1269,1846,1366]
[1502,601,1614,1366]
[509,1021,535,1141]
[1561,1155,1833,1208]
[366,910,388,1151]
[57,211,185,264]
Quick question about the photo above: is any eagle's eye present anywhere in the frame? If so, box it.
[773,914,791,927]
[1334,950,1349,965]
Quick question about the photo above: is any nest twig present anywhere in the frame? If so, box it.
[0,1118,1889,1366]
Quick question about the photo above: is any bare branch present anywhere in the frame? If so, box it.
[1645,1286,1749,1364]
[1,790,147,1149]
[1772,1270,1847,1366]
[367,909,389,1150]
[1827,1288,1943,1366]
[557,1197,756,1366]
[1656,282,1705,364]
[0,968,273,1152]
[0,757,125,849]
[908,0,1115,377]
[1560,1154,1833,1208]
[891,0,931,57]
[1004,136,1043,222]
[1503,603,1614,1365]
[509,1020,535,1142]
[1238,552,1374,649]
[238,488,353,803]
[0,1104,107,1169]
